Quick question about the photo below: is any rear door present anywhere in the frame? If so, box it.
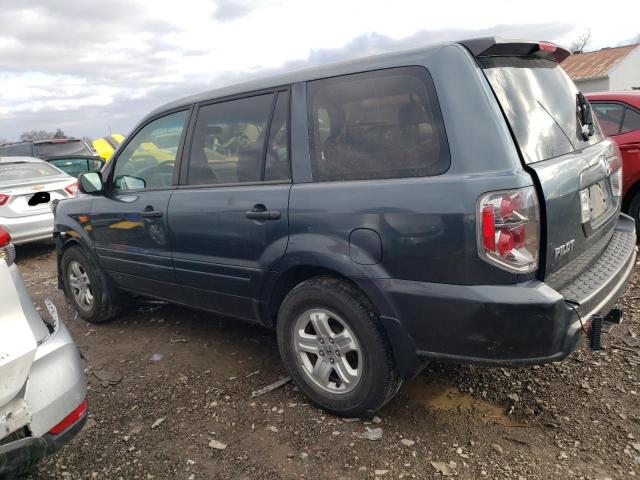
[168,90,291,321]
[88,110,189,300]
[470,41,621,287]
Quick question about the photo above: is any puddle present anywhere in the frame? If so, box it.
[403,377,514,426]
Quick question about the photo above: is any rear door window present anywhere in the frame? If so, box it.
[621,107,640,134]
[265,91,290,181]
[482,58,605,164]
[591,103,625,136]
[307,67,450,182]
[187,94,274,185]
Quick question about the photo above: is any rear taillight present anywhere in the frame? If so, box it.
[49,399,87,435]
[477,186,540,273]
[65,182,78,196]
[608,143,623,199]
[0,225,15,266]
[0,194,9,206]
[0,226,10,248]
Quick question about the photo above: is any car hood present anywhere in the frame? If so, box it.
[0,260,47,408]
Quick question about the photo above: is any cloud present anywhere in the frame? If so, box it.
[0,0,636,141]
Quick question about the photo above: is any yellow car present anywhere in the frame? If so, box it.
[92,134,124,162]
[93,135,175,169]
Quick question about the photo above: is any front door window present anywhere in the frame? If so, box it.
[112,111,188,191]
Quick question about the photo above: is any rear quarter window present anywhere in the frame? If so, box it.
[307,66,450,182]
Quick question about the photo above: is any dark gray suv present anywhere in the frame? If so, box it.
[53,38,637,416]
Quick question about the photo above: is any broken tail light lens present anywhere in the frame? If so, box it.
[477,186,540,273]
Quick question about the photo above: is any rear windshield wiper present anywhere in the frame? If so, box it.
[576,92,595,139]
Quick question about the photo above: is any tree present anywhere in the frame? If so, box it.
[53,128,66,138]
[19,130,56,141]
[570,28,592,54]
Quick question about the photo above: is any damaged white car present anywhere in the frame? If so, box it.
[0,226,87,478]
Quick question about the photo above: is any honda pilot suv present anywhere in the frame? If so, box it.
[53,38,637,416]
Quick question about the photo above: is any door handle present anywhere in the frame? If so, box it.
[140,210,163,218]
[245,207,281,220]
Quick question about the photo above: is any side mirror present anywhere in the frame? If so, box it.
[78,172,104,194]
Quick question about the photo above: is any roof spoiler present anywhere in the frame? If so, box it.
[459,37,571,63]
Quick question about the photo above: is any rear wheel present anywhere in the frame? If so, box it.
[277,277,401,416]
[627,192,640,236]
[61,246,119,323]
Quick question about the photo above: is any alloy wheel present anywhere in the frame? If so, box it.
[293,308,362,394]
[68,260,94,309]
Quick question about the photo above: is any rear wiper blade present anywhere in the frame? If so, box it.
[576,92,595,139]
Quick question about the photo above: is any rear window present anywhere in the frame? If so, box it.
[34,140,92,158]
[307,67,450,182]
[0,162,60,181]
[0,144,33,156]
[482,58,605,164]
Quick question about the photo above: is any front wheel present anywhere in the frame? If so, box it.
[277,277,401,416]
[61,246,119,323]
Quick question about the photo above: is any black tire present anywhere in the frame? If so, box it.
[627,192,640,236]
[277,277,401,416]
[61,246,120,323]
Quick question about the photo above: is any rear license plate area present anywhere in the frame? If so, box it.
[28,191,50,207]
[588,180,611,222]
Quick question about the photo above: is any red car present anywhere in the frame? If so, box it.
[588,92,640,227]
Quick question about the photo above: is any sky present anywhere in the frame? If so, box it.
[0,0,638,142]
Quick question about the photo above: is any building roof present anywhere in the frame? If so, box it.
[561,44,639,80]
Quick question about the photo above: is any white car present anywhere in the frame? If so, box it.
[0,226,87,478]
[0,157,78,245]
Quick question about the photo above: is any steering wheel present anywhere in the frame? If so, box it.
[139,161,175,188]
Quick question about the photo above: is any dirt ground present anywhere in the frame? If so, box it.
[14,241,640,480]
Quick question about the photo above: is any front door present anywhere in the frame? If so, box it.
[89,109,189,300]
[169,91,291,321]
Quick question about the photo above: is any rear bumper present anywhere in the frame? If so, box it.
[1,211,54,244]
[0,413,86,477]
[377,214,636,369]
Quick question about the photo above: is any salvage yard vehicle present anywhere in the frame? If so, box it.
[0,226,87,479]
[0,157,78,245]
[54,38,636,416]
[587,92,640,230]
[0,138,94,159]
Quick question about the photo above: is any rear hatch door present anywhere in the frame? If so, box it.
[465,39,621,287]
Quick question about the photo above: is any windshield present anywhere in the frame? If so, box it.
[34,140,92,158]
[0,162,61,181]
[48,158,103,177]
[482,58,604,164]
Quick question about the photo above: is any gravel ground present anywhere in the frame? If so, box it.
[13,241,640,480]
